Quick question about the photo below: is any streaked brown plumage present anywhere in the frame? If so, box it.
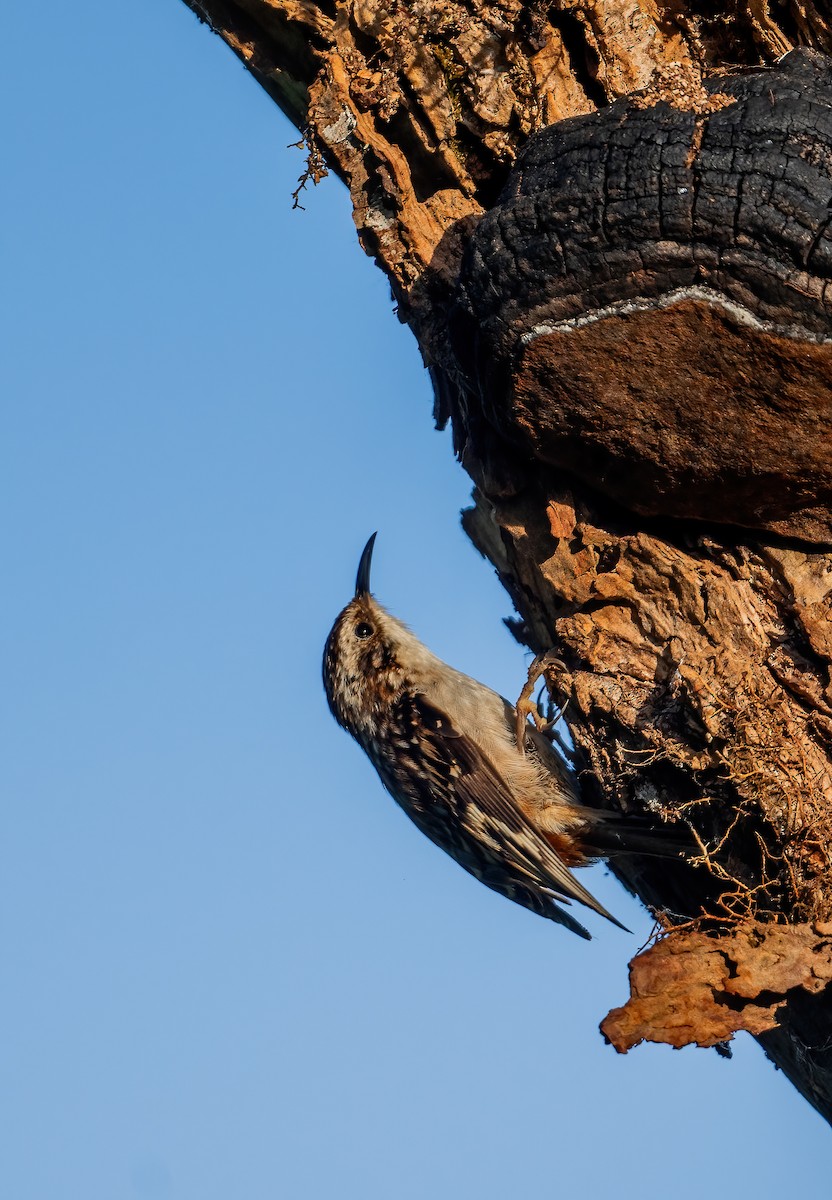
[323,534,682,938]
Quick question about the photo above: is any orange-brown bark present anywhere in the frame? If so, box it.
[602,922,832,1051]
[180,0,832,1122]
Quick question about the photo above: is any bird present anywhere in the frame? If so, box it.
[322,534,683,939]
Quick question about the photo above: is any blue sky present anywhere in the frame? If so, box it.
[3,2,828,1196]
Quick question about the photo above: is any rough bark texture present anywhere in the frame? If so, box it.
[180,0,832,1122]
[450,52,832,541]
[602,921,832,1050]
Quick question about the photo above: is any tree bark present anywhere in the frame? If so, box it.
[180,0,832,1121]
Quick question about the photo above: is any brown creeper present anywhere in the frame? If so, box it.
[323,535,675,938]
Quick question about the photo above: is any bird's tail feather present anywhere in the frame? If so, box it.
[578,809,692,859]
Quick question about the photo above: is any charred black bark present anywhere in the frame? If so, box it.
[445,50,832,543]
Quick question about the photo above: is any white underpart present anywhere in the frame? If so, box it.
[379,607,578,812]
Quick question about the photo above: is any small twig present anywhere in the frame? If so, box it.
[290,127,329,209]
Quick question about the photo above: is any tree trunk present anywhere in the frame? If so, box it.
[180,0,832,1121]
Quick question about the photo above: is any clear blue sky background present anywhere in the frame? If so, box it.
[3,3,828,1196]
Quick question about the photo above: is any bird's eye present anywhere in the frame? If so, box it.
[355,621,374,640]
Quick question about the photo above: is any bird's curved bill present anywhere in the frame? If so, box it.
[355,532,377,597]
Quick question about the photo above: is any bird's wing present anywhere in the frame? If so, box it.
[412,696,628,932]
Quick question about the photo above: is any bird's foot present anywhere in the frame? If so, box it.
[514,651,568,755]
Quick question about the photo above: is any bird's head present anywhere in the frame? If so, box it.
[322,534,424,739]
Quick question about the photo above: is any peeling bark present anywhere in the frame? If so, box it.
[179,0,832,1122]
[602,922,832,1050]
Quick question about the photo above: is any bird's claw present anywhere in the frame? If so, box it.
[514,651,568,755]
